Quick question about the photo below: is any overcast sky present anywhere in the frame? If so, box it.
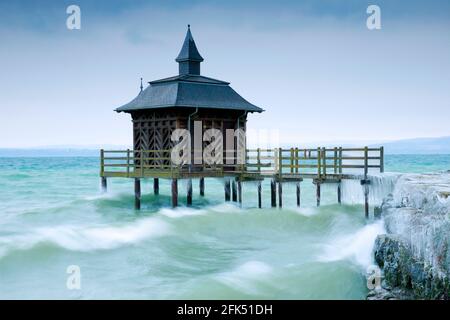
[0,0,449,147]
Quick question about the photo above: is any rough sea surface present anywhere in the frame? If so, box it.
[0,155,448,299]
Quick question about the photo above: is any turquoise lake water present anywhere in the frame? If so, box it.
[0,154,448,299]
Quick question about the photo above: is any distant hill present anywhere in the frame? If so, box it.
[369,136,450,154]
[0,136,449,157]
[0,145,130,157]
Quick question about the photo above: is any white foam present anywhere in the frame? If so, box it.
[317,220,385,268]
[215,261,273,294]
[0,217,170,258]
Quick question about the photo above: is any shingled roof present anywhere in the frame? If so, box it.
[116,26,264,113]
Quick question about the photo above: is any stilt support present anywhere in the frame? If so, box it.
[337,182,342,204]
[199,178,205,196]
[296,183,301,207]
[153,178,159,195]
[232,180,237,202]
[101,177,107,193]
[187,179,193,206]
[237,179,242,206]
[134,178,141,210]
[278,181,283,208]
[364,185,369,218]
[316,182,321,207]
[270,178,277,207]
[172,178,178,208]
[257,181,262,208]
[224,179,231,201]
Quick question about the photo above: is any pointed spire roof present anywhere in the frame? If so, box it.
[176,25,204,62]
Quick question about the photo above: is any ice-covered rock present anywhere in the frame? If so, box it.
[372,173,450,299]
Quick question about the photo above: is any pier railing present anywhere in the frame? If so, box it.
[100,147,384,180]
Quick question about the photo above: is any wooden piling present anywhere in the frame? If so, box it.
[364,185,369,218]
[237,179,242,206]
[270,178,277,207]
[316,182,321,207]
[296,182,301,207]
[199,177,205,196]
[337,182,342,204]
[153,178,159,195]
[224,179,231,201]
[134,178,141,210]
[278,182,283,208]
[257,181,262,208]
[171,178,178,208]
[187,179,193,206]
[232,180,237,202]
[101,177,107,193]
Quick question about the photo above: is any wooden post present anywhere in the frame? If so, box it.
[100,149,105,177]
[224,179,231,201]
[237,179,242,206]
[153,178,159,195]
[257,181,262,209]
[364,184,369,218]
[316,181,321,207]
[364,146,369,218]
[364,146,369,179]
[126,149,130,177]
[278,181,283,208]
[317,148,321,179]
[171,178,178,208]
[257,148,261,173]
[380,146,384,173]
[295,148,299,174]
[270,178,277,207]
[333,147,337,174]
[290,148,294,174]
[232,180,237,202]
[187,179,193,206]
[339,147,343,174]
[140,150,144,177]
[199,178,205,196]
[134,178,141,210]
[322,147,327,178]
[337,182,342,204]
[296,182,301,207]
[101,177,107,193]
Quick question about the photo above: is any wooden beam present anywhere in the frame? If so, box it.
[187,179,193,206]
[257,181,262,208]
[224,179,231,201]
[237,179,242,206]
[337,182,342,204]
[172,178,178,208]
[296,182,301,207]
[134,178,141,210]
[278,181,283,208]
[199,177,205,196]
[232,180,237,202]
[270,178,276,207]
[153,178,159,195]
[101,177,107,193]
[316,182,321,207]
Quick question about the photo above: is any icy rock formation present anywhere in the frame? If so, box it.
[371,173,450,299]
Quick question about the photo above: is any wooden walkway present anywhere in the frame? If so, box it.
[100,147,384,217]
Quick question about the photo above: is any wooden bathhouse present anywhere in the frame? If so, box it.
[101,26,385,217]
[116,25,263,170]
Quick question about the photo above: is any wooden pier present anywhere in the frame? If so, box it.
[100,146,384,217]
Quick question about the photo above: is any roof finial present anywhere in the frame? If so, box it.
[188,24,190,29]
[140,77,143,93]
